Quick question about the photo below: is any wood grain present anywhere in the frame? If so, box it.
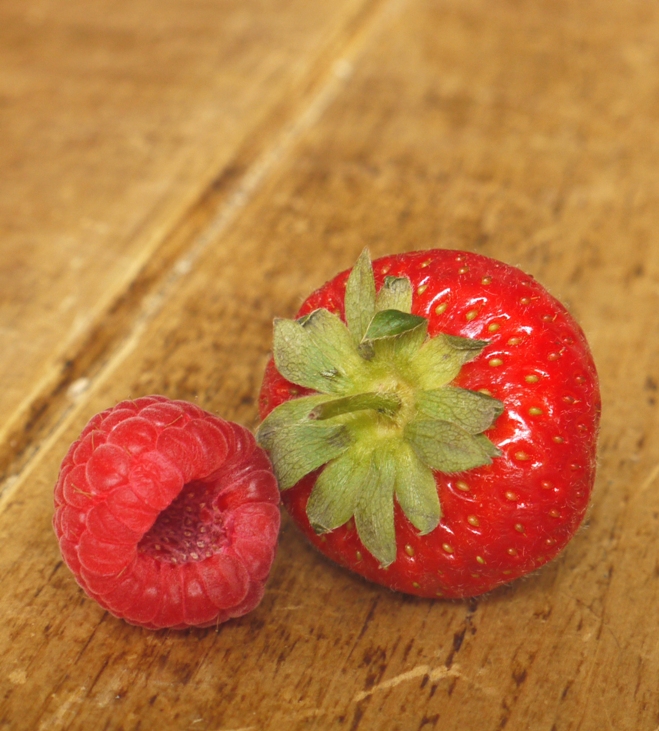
[2,0,659,729]
[0,0,382,486]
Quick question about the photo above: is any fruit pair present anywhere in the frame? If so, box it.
[53,248,600,625]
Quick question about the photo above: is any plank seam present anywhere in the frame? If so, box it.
[0,0,407,510]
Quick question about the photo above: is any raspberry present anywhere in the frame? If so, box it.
[53,396,280,629]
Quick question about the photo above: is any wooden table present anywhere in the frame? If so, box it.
[1,0,657,728]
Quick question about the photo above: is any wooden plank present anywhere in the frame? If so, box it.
[3,0,659,729]
[0,0,382,486]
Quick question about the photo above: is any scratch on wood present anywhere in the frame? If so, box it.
[559,589,622,651]
[637,463,659,496]
[37,686,87,731]
[8,669,27,685]
[352,664,461,702]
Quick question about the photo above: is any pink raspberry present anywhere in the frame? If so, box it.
[53,396,280,629]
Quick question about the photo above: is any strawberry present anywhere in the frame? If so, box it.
[53,396,280,628]
[257,249,600,598]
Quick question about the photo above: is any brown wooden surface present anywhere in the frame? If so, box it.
[1,0,658,729]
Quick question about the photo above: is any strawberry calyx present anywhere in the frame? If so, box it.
[257,249,504,567]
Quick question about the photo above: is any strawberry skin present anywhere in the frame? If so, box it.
[53,396,280,628]
[258,250,600,598]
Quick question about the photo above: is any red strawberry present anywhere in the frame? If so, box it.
[258,249,600,598]
[53,396,280,628]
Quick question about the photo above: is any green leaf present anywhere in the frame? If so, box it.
[363,309,429,365]
[306,450,363,533]
[473,434,503,459]
[256,394,338,450]
[273,309,365,394]
[364,309,427,342]
[415,386,504,434]
[380,323,429,368]
[354,448,397,567]
[444,334,489,354]
[394,445,441,535]
[304,308,367,376]
[376,276,412,314]
[404,417,500,473]
[265,422,352,490]
[345,248,376,343]
[409,334,488,390]
[309,392,401,421]
[273,317,334,393]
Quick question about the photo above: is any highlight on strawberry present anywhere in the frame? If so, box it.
[258,249,600,598]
